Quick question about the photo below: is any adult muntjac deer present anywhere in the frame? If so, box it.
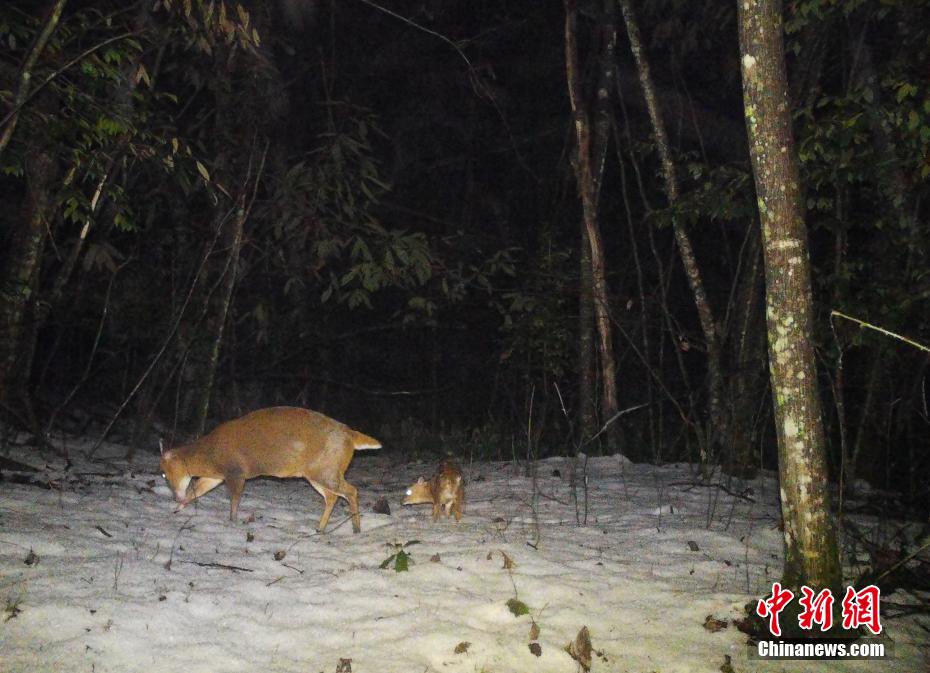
[159,406,381,533]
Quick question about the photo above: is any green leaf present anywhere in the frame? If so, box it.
[351,237,371,261]
[113,211,134,232]
[340,267,358,286]
[506,598,529,617]
[393,549,410,572]
[379,550,411,572]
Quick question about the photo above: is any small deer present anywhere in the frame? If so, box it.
[403,461,465,521]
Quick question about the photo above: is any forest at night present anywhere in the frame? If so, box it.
[1,1,929,670]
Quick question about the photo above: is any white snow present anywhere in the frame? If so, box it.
[0,434,926,672]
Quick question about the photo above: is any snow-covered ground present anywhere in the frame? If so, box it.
[1,433,926,672]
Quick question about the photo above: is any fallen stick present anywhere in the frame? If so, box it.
[179,561,254,573]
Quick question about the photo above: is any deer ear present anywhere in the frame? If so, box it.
[417,477,426,484]
[159,438,167,456]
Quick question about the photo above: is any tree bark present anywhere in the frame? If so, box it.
[618,0,730,468]
[725,226,767,476]
[577,226,598,445]
[180,46,246,436]
[737,0,841,594]
[0,0,68,158]
[182,204,245,436]
[565,0,620,452]
[0,1,68,419]
[0,127,58,420]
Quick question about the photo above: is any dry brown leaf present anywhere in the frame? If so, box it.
[430,553,441,563]
[703,614,728,632]
[566,626,592,672]
[500,551,515,570]
[528,642,542,657]
[453,641,470,654]
[528,620,540,641]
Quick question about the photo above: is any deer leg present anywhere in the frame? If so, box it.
[307,479,339,532]
[225,475,245,521]
[316,489,338,532]
[175,477,223,511]
[340,481,360,533]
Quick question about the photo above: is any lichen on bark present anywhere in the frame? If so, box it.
[738,0,842,596]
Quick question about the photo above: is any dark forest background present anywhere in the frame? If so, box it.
[0,0,927,517]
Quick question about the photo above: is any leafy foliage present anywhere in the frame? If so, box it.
[494,239,572,381]
[262,106,436,311]
[379,541,420,572]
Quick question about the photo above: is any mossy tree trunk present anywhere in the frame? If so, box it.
[737,0,842,593]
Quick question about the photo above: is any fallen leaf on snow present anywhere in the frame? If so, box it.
[566,626,592,672]
[703,614,728,632]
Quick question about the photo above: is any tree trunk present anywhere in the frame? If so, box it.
[180,46,247,436]
[737,0,841,595]
[0,1,67,420]
[618,0,730,468]
[725,226,767,477]
[577,226,598,445]
[564,0,621,452]
[0,0,68,158]
[0,139,57,420]
[182,204,245,436]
